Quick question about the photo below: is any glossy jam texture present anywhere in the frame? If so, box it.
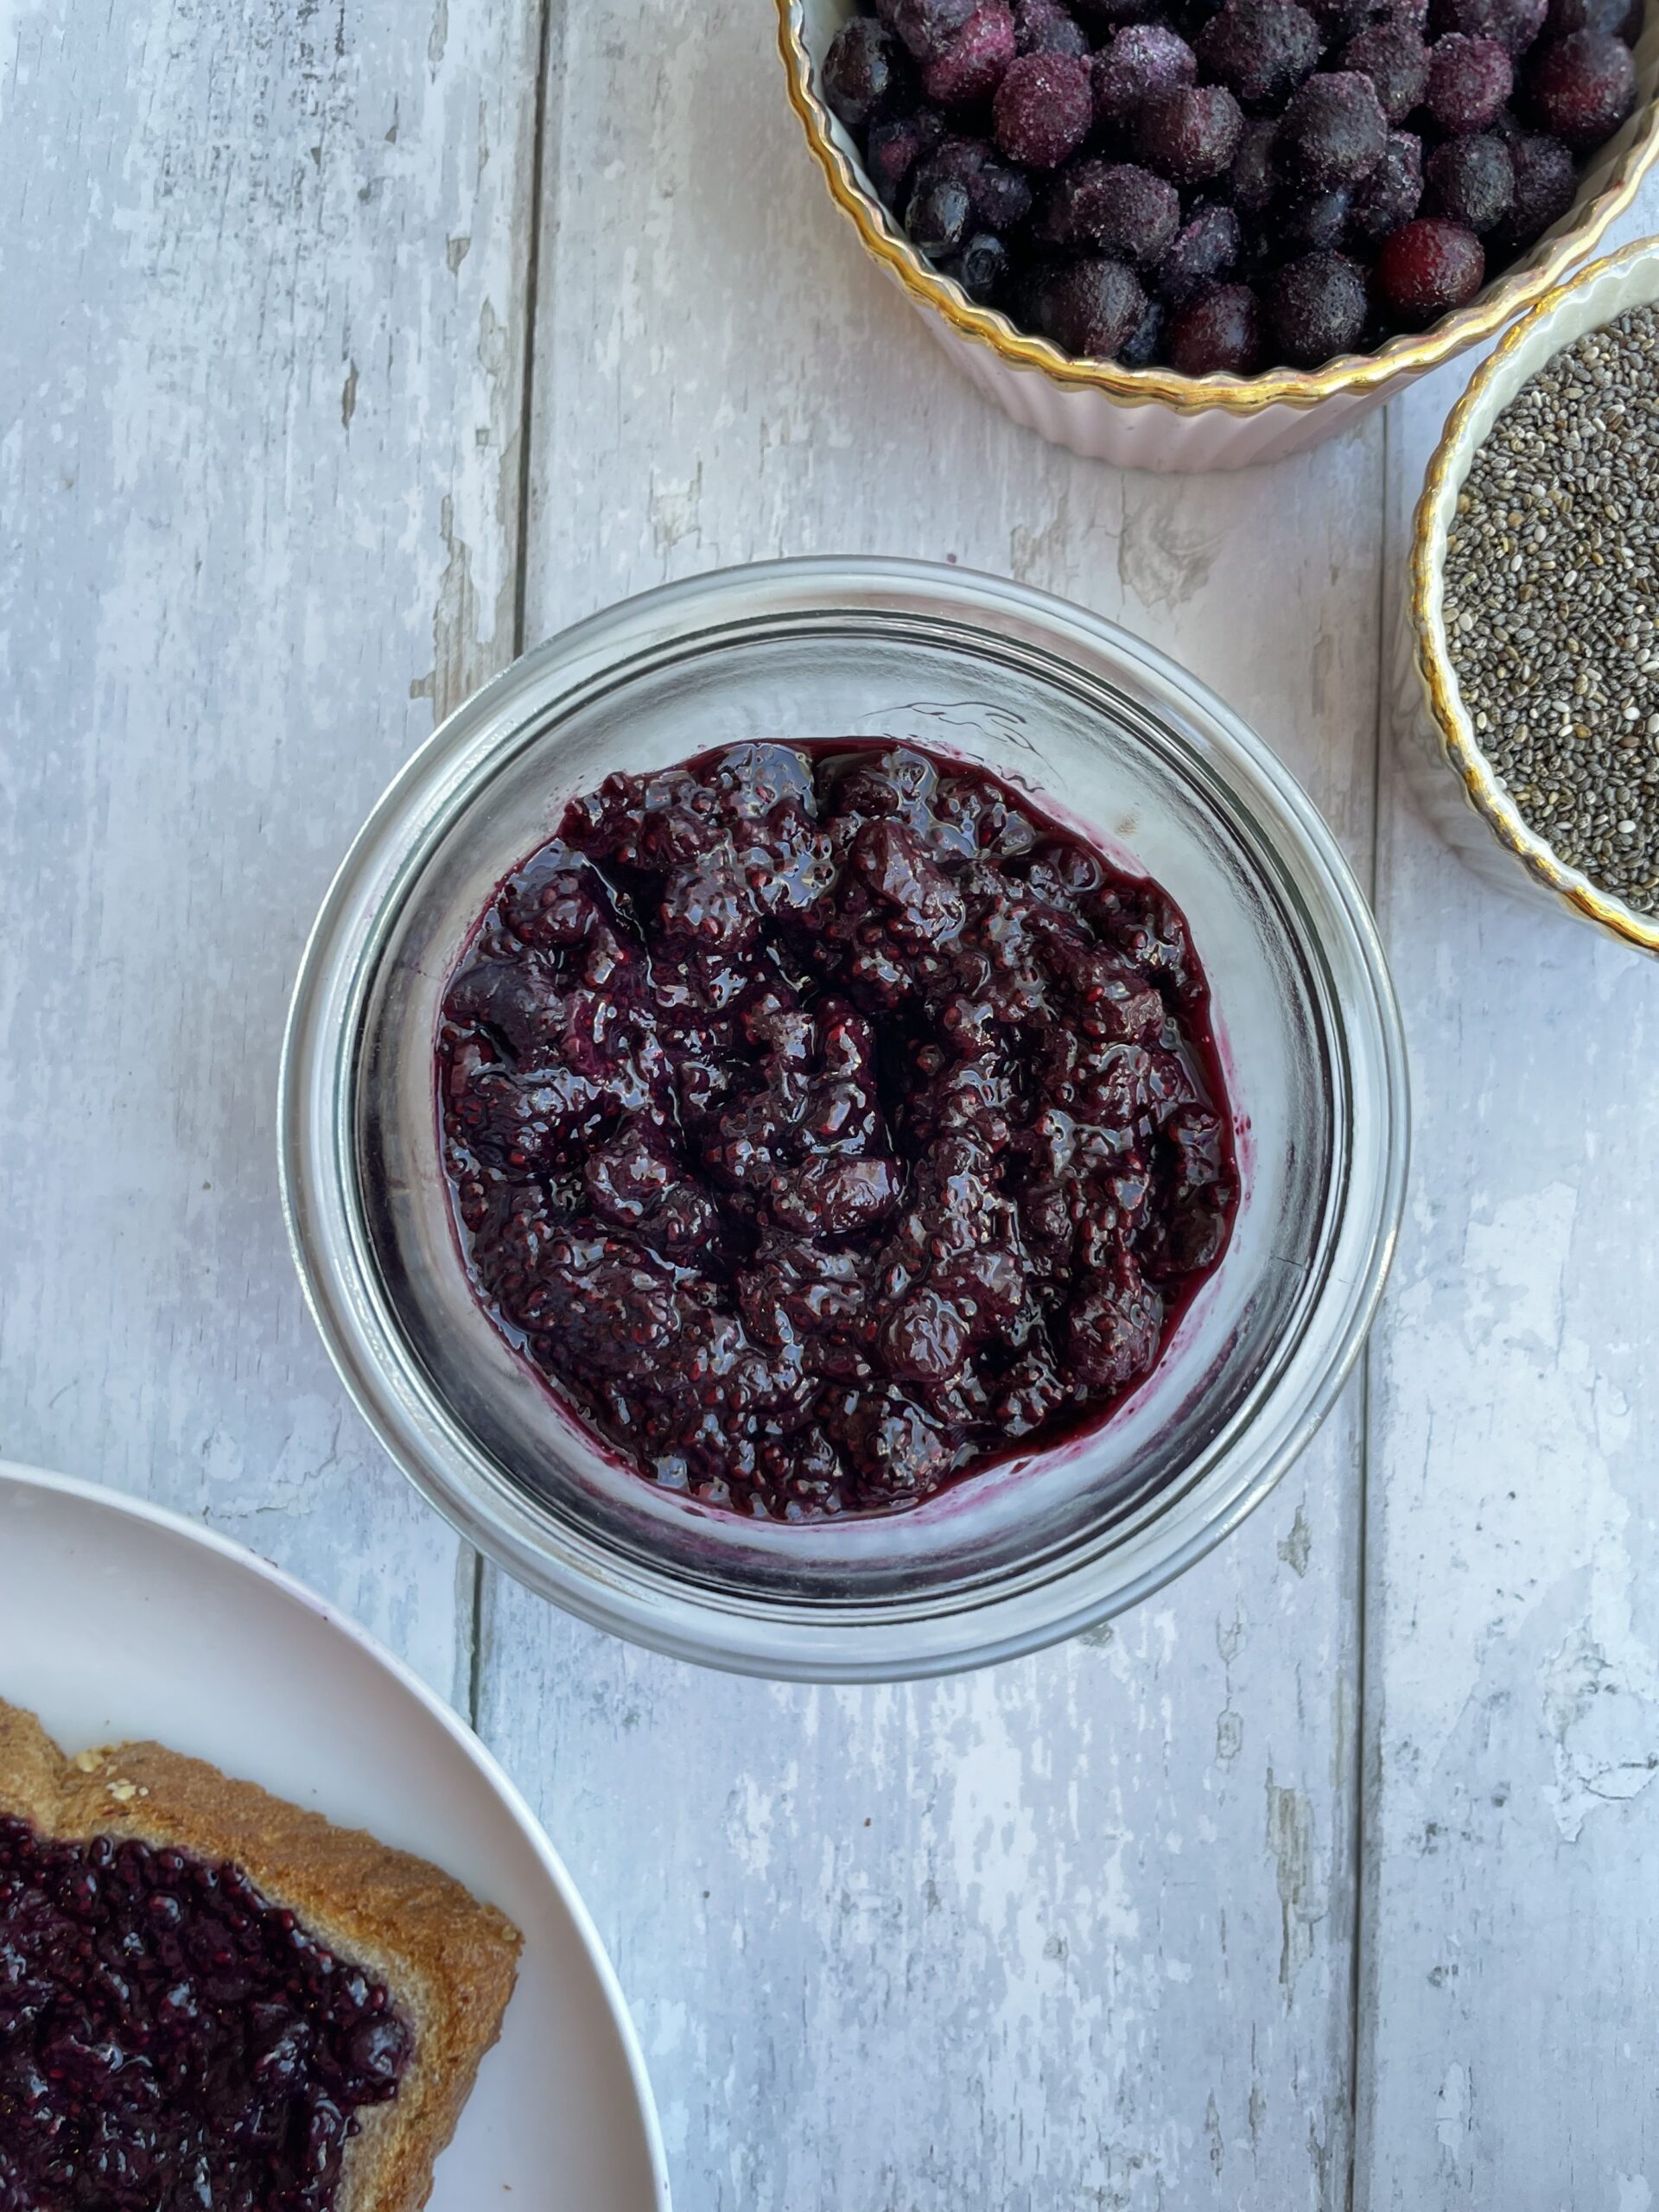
[0,1815,411,2212]
[439,741,1237,1520]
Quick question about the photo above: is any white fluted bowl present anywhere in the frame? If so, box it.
[779,0,1659,471]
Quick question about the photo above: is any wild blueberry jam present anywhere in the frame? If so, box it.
[438,741,1237,1521]
[0,1815,411,2212]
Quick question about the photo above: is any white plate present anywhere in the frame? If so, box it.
[0,1460,671,2212]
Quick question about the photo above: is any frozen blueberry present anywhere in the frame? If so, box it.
[1137,82,1245,179]
[1195,0,1323,107]
[1228,113,1281,207]
[1121,295,1171,361]
[1092,25,1199,124]
[1033,253,1152,353]
[946,228,1014,296]
[1342,23,1433,118]
[1155,200,1243,299]
[1427,129,1515,225]
[1073,0,1166,26]
[1545,0,1637,40]
[1279,183,1356,246]
[823,20,911,129]
[922,135,1038,226]
[993,49,1096,162]
[1040,156,1184,257]
[922,3,1019,104]
[1276,72,1389,188]
[1267,249,1369,361]
[1014,0,1093,51]
[1526,29,1637,143]
[1350,125,1426,234]
[1426,34,1515,130]
[1172,0,1230,35]
[1306,0,1388,40]
[893,0,979,60]
[1496,125,1578,239]
[865,107,948,198]
[1169,279,1264,368]
[1374,213,1485,320]
[907,168,976,250]
[1430,0,1548,47]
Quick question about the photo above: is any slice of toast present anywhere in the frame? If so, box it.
[0,1696,522,2212]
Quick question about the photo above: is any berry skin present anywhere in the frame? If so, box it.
[824,21,911,129]
[1279,184,1356,247]
[1041,157,1184,257]
[1374,214,1486,321]
[946,229,1014,296]
[1351,126,1426,235]
[865,107,948,198]
[1196,0,1323,108]
[1342,23,1433,119]
[922,136,1037,226]
[907,169,975,251]
[1074,0,1166,25]
[993,50,1096,162]
[1155,200,1243,300]
[1267,249,1370,362]
[1276,72,1389,188]
[1545,0,1637,41]
[1306,0,1385,36]
[1014,0,1092,51]
[1168,279,1265,369]
[1137,82,1246,180]
[922,3,1019,104]
[1121,296,1171,362]
[1497,126,1578,240]
[1228,114,1281,207]
[1526,29,1637,143]
[1427,129,1515,226]
[1430,0,1548,48]
[1426,34,1515,130]
[1033,254,1152,353]
[893,0,979,60]
[1092,26,1199,124]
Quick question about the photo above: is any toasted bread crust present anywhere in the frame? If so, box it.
[0,1697,521,2212]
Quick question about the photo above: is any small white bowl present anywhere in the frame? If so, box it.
[779,0,1659,472]
[1400,233,1659,954]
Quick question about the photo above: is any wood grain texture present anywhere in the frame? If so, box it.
[0,0,543,1699]
[15,1,1656,2202]
[483,7,1384,2205]
[1358,184,1659,2212]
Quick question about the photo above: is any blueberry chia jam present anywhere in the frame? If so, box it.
[0,1816,410,2212]
[437,741,1237,1521]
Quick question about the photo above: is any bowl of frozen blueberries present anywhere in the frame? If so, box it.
[779,0,1659,466]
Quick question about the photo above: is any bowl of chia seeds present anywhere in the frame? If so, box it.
[1403,232,1659,952]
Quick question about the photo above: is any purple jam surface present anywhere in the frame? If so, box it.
[0,1815,411,2212]
[438,741,1237,1521]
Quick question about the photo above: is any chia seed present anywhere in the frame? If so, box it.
[1441,300,1659,915]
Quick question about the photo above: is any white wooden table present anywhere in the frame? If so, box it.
[4,6,1656,2205]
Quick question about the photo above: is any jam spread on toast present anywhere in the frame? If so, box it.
[0,1815,410,2211]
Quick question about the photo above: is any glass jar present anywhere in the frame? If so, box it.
[280,557,1408,1680]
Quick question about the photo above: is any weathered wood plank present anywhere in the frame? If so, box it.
[482,7,1385,2204]
[1360,184,1659,2209]
[0,0,543,1701]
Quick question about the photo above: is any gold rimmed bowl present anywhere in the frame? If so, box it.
[1400,233,1659,954]
[779,0,1659,471]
